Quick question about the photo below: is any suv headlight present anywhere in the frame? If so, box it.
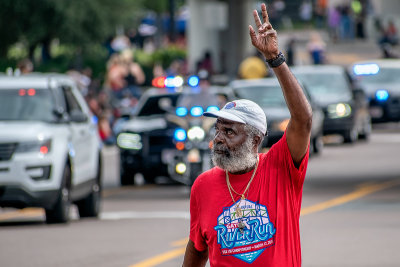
[117,133,142,150]
[15,139,52,154]
[187,126,205,141]
[327,103,352,118]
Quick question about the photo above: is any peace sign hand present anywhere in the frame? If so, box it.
[249,3,279,60]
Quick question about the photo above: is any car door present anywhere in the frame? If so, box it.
[62,85,94,185]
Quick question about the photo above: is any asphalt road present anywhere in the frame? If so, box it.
[1,124,400,267]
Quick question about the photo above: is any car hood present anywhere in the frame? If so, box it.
[0,121,54,142]
[361,83,400,96]
[120,117,168,133]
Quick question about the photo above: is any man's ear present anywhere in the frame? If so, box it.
[253,135,262,151]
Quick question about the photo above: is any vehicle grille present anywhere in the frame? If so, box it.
[148,135,175,152]
[0,143,17,161]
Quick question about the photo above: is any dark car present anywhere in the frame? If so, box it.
[292,65,371,143]
[229,78,325,154]
[349,59,400,122]
[116,85,234,185]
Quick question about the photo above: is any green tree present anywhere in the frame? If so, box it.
[0,0,142,60]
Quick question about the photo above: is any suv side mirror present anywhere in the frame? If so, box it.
[70,110,88,123]
[53,107,68,121]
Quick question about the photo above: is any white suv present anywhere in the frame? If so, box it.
[0,73,102,223]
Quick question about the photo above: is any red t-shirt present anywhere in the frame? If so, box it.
[189,133,309,266]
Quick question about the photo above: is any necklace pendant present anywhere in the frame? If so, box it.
[241,194,245,200]
[236,207,242,217]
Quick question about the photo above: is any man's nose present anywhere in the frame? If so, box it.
[213,131,224,144]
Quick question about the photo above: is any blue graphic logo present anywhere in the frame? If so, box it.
[224,102,236,109]
[214,200,276,263]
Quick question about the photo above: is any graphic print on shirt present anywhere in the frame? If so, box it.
[214,200,276,263]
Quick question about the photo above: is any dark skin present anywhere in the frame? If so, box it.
[213,118,261,174]
[183,3,312,266]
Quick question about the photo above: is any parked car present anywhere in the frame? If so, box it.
[349,59,400,122]
[229,78,324,154]
[292,65,371,143]
[0,73,102,223]
[116,84,234,186]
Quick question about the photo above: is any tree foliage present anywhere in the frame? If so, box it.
[0,0,143,58]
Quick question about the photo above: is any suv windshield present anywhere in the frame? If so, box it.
[0,88,56,122]
[295,73,352,103]
[356,67,400,85]
[234,85,286,107]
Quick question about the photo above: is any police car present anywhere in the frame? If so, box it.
[350,59,400,122]
[116,75,234,185]
[0,73,102,223]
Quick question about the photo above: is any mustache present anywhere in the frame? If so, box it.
[212,143,231,157]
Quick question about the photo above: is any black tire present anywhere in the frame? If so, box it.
[45,165,71,224]
[343,128,358,143]
[76,164,101,218]
[120,170,134,186]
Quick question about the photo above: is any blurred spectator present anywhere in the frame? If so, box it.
[16,58,34,74]
[120,49,145,98]
[351,0,365,39]
[315,0,328,28]
[307,32,326,64]
[328,6,341,42]
[153,63,165,78]
[166,59,186,77]
[271,0,285,29]
[98,112,116,146]
[339,4,354,40]
[197,51,214,75]
[105,54,128,99]
[299,0,313,23]
[285,38,296,66]
[238,51,269,79]
[383,20,399,45]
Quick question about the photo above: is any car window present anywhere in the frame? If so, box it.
[63,86,83,114]
[295,72,352,103]
[0,88,56,122]
[355,67,400,85]
[233,85,286,107]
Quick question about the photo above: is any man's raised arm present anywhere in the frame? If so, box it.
[249,3,312,165]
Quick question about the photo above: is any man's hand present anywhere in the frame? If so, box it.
[249,3,279,60]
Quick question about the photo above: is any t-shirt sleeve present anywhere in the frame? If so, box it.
[189,180,208,252]
[272,131,309,190]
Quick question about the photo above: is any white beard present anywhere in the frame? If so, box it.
[211,137,258,173]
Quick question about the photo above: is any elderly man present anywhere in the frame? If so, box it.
[182,3,312,267]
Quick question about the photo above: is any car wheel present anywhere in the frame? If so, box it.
[45,165,71,224]
[343,128,358,143]
[120,170,135,186]
[76,164,101,218]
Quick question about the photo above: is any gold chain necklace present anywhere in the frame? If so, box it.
[225,156,259,233]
